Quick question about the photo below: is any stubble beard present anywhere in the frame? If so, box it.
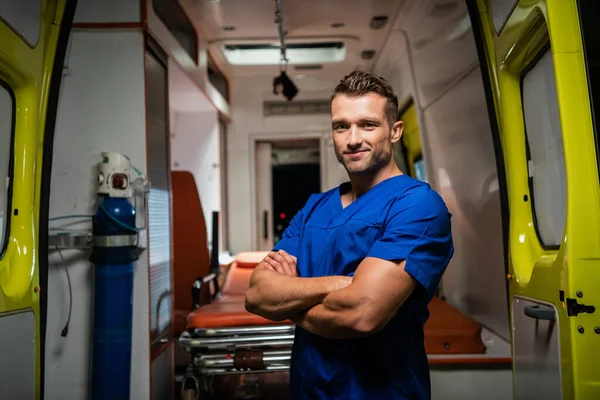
[335,147,391,176]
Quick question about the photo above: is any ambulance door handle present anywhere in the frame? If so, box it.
[263,210,268,240]
[524,304,555,321]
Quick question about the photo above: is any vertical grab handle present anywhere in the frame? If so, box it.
[263,210,268,240]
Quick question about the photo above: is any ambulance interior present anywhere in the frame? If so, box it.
[1,0,598,399]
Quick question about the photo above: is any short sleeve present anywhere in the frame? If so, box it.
[366,186,454,298]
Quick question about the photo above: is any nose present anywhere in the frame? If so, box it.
[347,126,363,149]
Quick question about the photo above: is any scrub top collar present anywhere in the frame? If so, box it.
[334,173,408,213]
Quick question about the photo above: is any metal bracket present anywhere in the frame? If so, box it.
[49,230,147,250]
[94,234,138,247]
[49,232,93,249]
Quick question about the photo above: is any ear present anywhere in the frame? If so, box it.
[390,120,403,144]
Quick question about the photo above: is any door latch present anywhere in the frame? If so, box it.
[560,290,596,316]
[566,298,595,316]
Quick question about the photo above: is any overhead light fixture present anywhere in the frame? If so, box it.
[370,16,388,29]
[294,64,323,71]
[223,42,346,66]
[361,50,376,60]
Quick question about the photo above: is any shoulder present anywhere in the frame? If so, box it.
[385,177,451,226]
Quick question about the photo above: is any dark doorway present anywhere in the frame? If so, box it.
[270,140,321,244]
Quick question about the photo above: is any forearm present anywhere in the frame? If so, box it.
[291,288,384,339]
[245,269,347,321]
[292,304,365,339]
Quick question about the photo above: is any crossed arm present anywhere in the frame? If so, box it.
[244,250,418,339]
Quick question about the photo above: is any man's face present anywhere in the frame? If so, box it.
[331,93,401,175]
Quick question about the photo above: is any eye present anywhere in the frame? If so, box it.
[362,122,377,129]
[334,124,348,132]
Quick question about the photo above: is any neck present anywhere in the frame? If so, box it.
[347,158,402,198]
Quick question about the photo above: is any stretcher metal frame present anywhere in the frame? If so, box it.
[179,268,296,398]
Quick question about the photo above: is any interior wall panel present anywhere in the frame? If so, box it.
[46,30,149,399]
[145,40,173,361]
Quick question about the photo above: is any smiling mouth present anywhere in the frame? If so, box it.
[345,150,368,155]
[345,150,368,160]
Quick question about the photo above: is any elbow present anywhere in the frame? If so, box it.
[245,288,284,321]
[244,288,260,315]
[352,317,384,336]
[350,306,389,336]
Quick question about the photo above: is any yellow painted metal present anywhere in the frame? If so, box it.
[474,0,600,398]
[0,1,69,398]
[398,100,422,178]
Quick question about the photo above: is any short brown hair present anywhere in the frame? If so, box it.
[331,70,399,129]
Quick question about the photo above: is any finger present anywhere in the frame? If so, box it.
[273,251,296,276]
[270,251,294,275]
[279,250,298,264]
[278,250,294,263]
[277,251,297,276]
[259,261,276,271]
[263,257,283,273]
[263,255,285,274]
[256,260,275,272]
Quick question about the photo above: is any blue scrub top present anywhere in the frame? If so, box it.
[273,174,454,400]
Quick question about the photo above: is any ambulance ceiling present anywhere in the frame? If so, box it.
[180,0,406,77]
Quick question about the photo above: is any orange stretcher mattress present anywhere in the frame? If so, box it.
[424,297,485,354]
[187,297,291,328]
[186,251,287,328]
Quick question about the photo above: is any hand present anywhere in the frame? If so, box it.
[260,250,298,277]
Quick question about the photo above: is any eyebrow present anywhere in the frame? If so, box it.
[360,118,382,125]
[331,118,382,126]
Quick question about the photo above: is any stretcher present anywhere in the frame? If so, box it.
[179,251,295,377]
[178,250,487,398]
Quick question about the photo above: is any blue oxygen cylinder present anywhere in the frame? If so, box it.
[89,194,139,400]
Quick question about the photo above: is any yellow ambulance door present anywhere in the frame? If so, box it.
[0,1,77,399]
[470,0,600,398]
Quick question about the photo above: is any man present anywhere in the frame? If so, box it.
[245,70,454,399]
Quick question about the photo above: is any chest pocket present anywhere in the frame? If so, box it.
[305,218,381,277]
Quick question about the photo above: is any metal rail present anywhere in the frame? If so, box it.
[179,331,294,350]
[193,324,295,337]
[274,0,287,63]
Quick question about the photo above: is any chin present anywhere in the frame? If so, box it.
[343,163,370,175]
